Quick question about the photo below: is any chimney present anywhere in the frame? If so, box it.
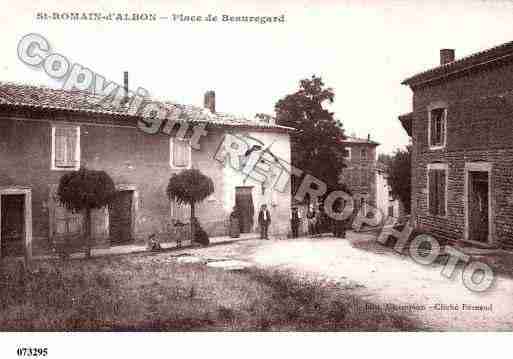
[440,49,455,65]
[367,133,371,141]
[204,90,215,113]
[123,71,129,102]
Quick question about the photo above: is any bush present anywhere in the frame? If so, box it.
[57,167,116,258]
[167,169,214,244]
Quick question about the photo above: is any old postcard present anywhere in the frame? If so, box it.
[0,0,512,357]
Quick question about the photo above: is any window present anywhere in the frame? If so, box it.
[361,148,367,160]
[359,168,367,186]
[344,147,352,160]
[51,125,80,170]
[360,196,367,216]
[429,108,447,149]
[170,137,191,169]
[428,164,448,216]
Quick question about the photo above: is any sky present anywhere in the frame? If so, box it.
[3,0,513,154]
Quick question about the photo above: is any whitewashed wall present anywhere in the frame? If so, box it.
[222,131,292,236]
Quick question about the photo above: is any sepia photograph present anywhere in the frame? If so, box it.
[0,0,512,356]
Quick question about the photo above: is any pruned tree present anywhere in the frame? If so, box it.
[275,75,348,199]
[387,145,412,214]
[57,167,116,258]
[166,169,214,241]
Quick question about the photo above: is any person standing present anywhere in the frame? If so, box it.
[315,202,324,236]
[229,206,240,238]
[306,203,317,237]
[258,204,271,240]
[290,207,301,238]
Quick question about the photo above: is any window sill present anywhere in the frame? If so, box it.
[51,166,80,171]
[428,145,446,151]
[427,213,448,219]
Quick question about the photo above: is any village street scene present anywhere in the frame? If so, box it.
[1,0,513,337]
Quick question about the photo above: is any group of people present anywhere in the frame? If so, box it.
[257,201,348,240]
[291,203,346,238]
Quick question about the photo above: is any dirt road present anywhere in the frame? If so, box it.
[188,233,513,331]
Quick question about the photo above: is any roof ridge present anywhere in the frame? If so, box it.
[402,40,513,86]
[0,80,98,95]
[0,80,296,131]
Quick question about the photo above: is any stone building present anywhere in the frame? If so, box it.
[0,79,293,257]
[339,135,379,215]
[400,44,513,247]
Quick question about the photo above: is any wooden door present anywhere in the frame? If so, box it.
[469,172,489,242]
[235,187,254,233]
[1,194,24,257]
[109,191,133,244]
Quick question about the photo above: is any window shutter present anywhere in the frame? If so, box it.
[428,170,437,215]
[66,128,77,166]
[430,109,446,147]
[430,113,435,146]
[173,139,189,167]
[54,127,67,167]
[440,110,446,146]
[438,170,446,216]
[435,116,442,145]
[54,127,78,168]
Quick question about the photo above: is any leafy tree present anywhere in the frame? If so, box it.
[166,169,214,240]
[275,75,347,199]
[387,146,412,214]
[378,153,393,167]
[57,167,116,258]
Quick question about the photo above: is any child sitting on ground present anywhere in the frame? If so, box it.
[147,233,162,252]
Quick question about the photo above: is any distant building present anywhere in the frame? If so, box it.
[375,163,404,220]
[339,135,379,215]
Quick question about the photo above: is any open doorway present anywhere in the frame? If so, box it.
[1,194,25,256]
[0,187,32,260]
[468,171,490,242]
[465,163,492,244]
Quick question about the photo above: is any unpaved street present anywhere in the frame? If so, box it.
[186,233,513,331]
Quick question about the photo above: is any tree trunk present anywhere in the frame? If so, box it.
[84,208,92,258]
[190,203,195,243]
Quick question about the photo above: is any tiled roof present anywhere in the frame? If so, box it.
[0,82,294,132]
[398,112,413,137]
[340,135,380,146]
[402,40,513,87]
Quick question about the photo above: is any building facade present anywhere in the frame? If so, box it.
[375,163,404,220]
[0,81,293,257]
[400,44,513,248]
[339,135,379,214]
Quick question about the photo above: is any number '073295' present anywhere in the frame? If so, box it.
[16,348,48,357]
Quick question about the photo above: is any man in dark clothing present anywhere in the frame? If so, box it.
[306,203,317,236]
[290,207,301,238]
[332,199,346,238]
[258,204,271,239]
